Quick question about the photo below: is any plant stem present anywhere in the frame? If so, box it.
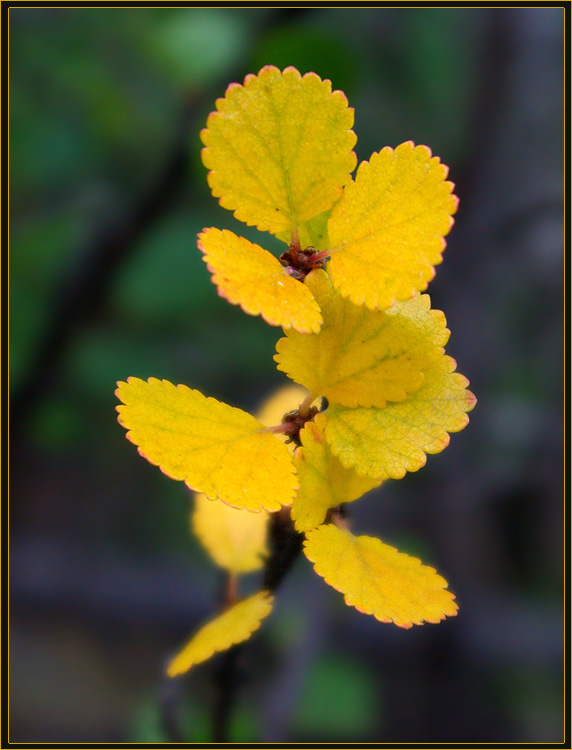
[297,393,316,420]
[308,247,332,264]
[212,642,244,743]
[263,507,304,592]
[159,672,186,743]
[268,422,293,435]
[211,508,303,742]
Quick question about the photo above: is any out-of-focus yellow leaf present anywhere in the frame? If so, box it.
[292,415,379,533]
[167,592,274,677]
[190,384,311,572]
[201,65,357,236]
[275,270,449,407]
[198,228,322,333]
[327,142,458,310]
[324,356,476,479]
[116,378,297,512]
[304,524,457,628]
[192,494,269,574]
[256,384,310,429]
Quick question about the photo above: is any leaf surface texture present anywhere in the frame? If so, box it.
[276,270,449,407]
[202,66,357,235]
[199,228,322,332]
[304,525,457,627]
[116,377,297,511]
[327,142,457,310]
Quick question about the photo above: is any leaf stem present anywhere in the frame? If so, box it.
[298,393,316,419]
[289,227,301,253]
[268,422,293,435]
[308,248,332,264]
[329,504,350,531]
[224,572,238,608]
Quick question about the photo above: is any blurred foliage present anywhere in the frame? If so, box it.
[130,691,258,744]
[10,7,480,399]
[10,6,563,744]
[293,654,379,739]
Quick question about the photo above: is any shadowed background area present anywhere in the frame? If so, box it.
[9,7,564,743]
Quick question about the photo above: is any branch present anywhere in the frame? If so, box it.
[10,8,314,448]
[158,671,187,743]
[10,94,197,443]
[211,508,304,742]
[263,507,305,594]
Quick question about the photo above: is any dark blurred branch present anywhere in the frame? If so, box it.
[211,572,242,745]
[10,94,196,444]
[158,673,186,744]
[211,509,303,743]
[155,510,303,744]
[211,643,245,743]
[262,507,304,593]
[10,8,315,448]
[450,7,512,205]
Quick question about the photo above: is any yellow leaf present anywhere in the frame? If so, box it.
[190,384,311,571]
[201,65,357,236]
[167,592,274,677]
[198,228,322,333]
[327,142,458,310]
[292,415,379,533]
[303,525,457,628]
[325,355,476,479]
[192,493,269,574]
[275,270,449,407]
[116,378,298,512]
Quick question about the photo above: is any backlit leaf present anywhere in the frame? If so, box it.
[192,493,269,574]
[167,592,274,677]
[275,270,449,407]
[324,355,476,479]
[201,65,357,236]
[116,378,297,512]
[292,415,379,533]
[198,227,322,333]
[304,524,457,627]
[327,142,458,310]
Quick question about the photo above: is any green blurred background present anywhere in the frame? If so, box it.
[10,7,564,743]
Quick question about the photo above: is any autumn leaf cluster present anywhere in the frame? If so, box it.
[116,66,475,675]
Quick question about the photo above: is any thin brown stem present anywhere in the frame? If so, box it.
[224,573,238,608]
